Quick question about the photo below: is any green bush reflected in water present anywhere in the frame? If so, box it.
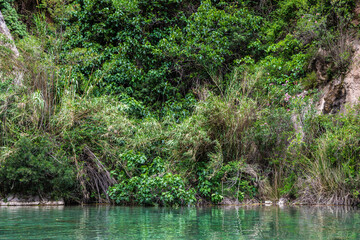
[0,206,359,239]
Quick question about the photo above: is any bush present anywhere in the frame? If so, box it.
[108,151,195,206]
[167,79,262,202]
[109,173,196,206]
[0,136,77,199]
[291,105,360,205]
[0,0,27,38]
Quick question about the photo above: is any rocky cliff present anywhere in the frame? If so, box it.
[318,42,360,113]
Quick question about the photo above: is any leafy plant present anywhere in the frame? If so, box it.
[0,136,77,199]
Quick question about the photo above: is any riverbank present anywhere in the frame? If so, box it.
[0,195,64,206]
[1,195,357,207]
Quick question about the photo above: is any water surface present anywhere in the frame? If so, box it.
[1,205,359,239]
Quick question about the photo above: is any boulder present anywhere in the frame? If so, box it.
[277,198,288,206]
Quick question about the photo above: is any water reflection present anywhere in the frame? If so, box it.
[0,205,359,239]
[218,205,360,239]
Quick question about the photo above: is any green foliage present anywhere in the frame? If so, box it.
[250,107,294,162]
[301,71,318,89]
[109,173,196,206]
[62,0,188,105]
[196,167,223,204]
[37,0,73,21]
[0,136,77,199]
[0,0,27,38]
[1,0,359,206]
[160,1,262,77]
[285,103,360,204]
[109,151,196,206]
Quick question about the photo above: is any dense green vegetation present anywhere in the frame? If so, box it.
[0,0,359,205]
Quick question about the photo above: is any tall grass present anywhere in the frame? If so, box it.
[293,105,360,205]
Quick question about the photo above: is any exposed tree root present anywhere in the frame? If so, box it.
[295,178,358,206]
[76,146,117,203]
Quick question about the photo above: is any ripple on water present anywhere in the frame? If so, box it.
[0,205,359,240]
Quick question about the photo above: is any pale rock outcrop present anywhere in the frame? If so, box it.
[0,195,65,206]
[317,77,346,114]
[343,43,360,107]
[277,198,288,207]
[317,42,360,113]
[0,10,22,85]
[0,10,19,57]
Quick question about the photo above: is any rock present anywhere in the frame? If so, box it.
[10,196,20,202]
[0,10,23,85]
[277,198,288,206]
[291,113,304,140]
[264,200,273,206]
[219,197,240,205]
[318,77,346,114]
[0,10,19,57]
[317,41,360,113]
[0,195,65,206]
[343,43,360,107]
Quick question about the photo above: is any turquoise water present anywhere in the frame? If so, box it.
[1,205,360,239]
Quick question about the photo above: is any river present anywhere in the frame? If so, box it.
[0,205,359,239]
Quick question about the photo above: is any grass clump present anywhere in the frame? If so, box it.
[293,106,360,205]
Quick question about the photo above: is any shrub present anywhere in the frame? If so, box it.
[109,173,196,206]
[0,136,77,199]
[0,0,27,38]
[292,105,360,205]
[108,151,196,206]
[167,77,262,202]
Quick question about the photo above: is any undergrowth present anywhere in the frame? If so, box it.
[0,0,359,206]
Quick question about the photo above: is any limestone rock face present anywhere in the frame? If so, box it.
[0,195,65,206]
[0,10,19,57]
[0,10,23,85]
[318,77,346,114]
[343,43,360,107]
[318,42,360,113]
